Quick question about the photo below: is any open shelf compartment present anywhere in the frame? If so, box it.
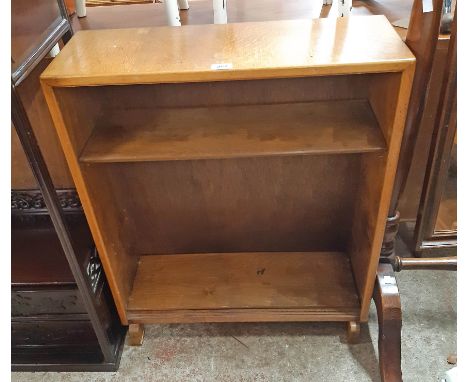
[80,99,386,163]
[41,17,416,325]
[127,252,361,323]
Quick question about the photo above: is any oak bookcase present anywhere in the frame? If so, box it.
[41,16,415,343]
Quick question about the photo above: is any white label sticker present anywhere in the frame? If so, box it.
[211,63,233,70]
[422,0,433,13]
[383,275,396,285]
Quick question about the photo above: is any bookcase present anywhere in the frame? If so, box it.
[41,16,415,343]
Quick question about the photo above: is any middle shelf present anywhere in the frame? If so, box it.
[80,99,386,163]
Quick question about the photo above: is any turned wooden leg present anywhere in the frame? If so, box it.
[128,324,145,346]
[347,321,360,343]
[381,212,400,259]
[374,263,402,382]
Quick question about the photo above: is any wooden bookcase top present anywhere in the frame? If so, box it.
[41,16,415,87]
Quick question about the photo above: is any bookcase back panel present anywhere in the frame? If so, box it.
[84,154,360,255]
[84,75,371,111]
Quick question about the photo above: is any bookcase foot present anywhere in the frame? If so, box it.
[128,324,145,346]
[374,263,402,382]
[346,321,360,343]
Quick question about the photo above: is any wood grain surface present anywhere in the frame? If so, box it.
[41,16,415,86]
[127,252,360,322]
[85,155,360,255]
[80,100,385,163]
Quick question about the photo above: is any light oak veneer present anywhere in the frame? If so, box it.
[41,17,415,327]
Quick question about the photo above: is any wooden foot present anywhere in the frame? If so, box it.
[128,324,145,346]
[347,321,360,344]
[374,263,402,382]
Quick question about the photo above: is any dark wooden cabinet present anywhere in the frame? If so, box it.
[397,10,457,257]
[11,199,125,370]
[11,0,125,371]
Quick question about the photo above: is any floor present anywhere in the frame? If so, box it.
[12,238,457,382]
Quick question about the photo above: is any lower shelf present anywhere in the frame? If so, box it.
[127,252,360,323]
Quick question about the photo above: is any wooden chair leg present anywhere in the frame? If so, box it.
[165,0,182,26]
[128,323,145,346]
[374,263,402,382]
[312,0,324,19]
[347,321,360,344]
[74,0,86,18]
[337,0,353,17]
[213,0,227,24]
[177,0,189,10]
[48,43,61,58]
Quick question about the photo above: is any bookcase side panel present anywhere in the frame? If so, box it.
[348,66,415,320]
[41,84,137,324]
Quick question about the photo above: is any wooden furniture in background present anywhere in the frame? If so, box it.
[382,0,457,258]
[373,264,402,382]
[12,89,125,372]
[380,0,444,258]
[164,0,228,26]
[42,17,415,364]
[86,0,153,5]
[397,34,452,221]
[410,7,456,256]
[68,0,414,36]
[374,5,456,380]
[11,0,125,371]
[74,0,229,26]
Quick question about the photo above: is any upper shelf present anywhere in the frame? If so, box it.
[41,16,415,87]
[80,99,386,163]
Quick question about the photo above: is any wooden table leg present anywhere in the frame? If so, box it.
[128,324,145,346]
[374,263,402,382]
